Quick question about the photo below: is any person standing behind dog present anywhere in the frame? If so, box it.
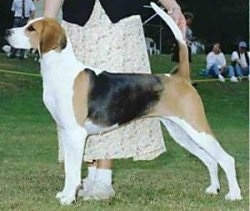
[44,0,185,200]
[172,11,194,62]
[184,12,196,62]
[8,0,35,59]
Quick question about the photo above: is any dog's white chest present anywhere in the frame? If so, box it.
[42,75,74,126]
[40,53,84,128]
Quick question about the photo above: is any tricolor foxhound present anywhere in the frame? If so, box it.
[6,4,242,205]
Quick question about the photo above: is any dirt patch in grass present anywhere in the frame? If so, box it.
[0,62,16,70]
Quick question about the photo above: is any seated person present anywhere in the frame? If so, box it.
[201,43,238,83]
[231,41,249,79]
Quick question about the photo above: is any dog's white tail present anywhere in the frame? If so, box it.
[151,2,190,80]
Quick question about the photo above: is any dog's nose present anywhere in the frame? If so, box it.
[5,29,13,37]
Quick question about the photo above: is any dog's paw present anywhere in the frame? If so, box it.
[59,195,76,205]
[205,185,220,195]
[225,192,242,201]
[56,191,64,200]
[56,191,75,205]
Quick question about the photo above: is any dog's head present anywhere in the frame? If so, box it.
[5,17,67,55]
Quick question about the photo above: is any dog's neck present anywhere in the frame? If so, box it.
[39,35,103,78]
[40,37,85,75]
[40,37,75,63]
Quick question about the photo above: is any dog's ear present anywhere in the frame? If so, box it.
[39,19,67,54]
[58,28,67,50]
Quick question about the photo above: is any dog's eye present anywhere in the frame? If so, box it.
[27,25,35,32]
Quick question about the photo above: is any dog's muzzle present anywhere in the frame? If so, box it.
[5,27,32,49]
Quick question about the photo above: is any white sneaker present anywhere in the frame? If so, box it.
[230,76,238,83]
[77,178,94,197]
[81,180,115,200]
[218,74,225,82]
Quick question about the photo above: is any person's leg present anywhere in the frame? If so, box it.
[215,66,226,82]
[244,66,250,80]
[79,160,115,200]
[95,159,112,185]
[227,66,238,82]
[208,64,225,82]
[206,66,213,76]
[208,64,218,77]
[84,160,112,183]
[242,67,249,76]
[234,64,243,77]
[86,161,97,181]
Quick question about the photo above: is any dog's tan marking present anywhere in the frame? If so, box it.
[151,76,213,135]
[73,70,90,126]
[25,18,67,54]
[148,39,213,135]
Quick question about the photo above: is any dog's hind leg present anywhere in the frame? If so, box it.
[161,117,242,201]
[56,126,87,205]
[160,118,220,195]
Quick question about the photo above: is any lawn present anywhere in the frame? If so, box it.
[0,52,249,211]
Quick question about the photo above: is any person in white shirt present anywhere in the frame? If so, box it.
[8,0,35,59]
[204,43,238,83]
[231,41,249,79]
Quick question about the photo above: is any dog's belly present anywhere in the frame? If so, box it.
[84,120,119,135]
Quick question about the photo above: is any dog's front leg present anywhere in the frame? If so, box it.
[56,126,87,205]
[57,125,65,163]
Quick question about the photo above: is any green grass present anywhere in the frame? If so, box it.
[0,52,249,211]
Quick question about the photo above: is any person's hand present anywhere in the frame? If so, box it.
[169,9,186,39]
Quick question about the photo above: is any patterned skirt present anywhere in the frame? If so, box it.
[61,0,166,161]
